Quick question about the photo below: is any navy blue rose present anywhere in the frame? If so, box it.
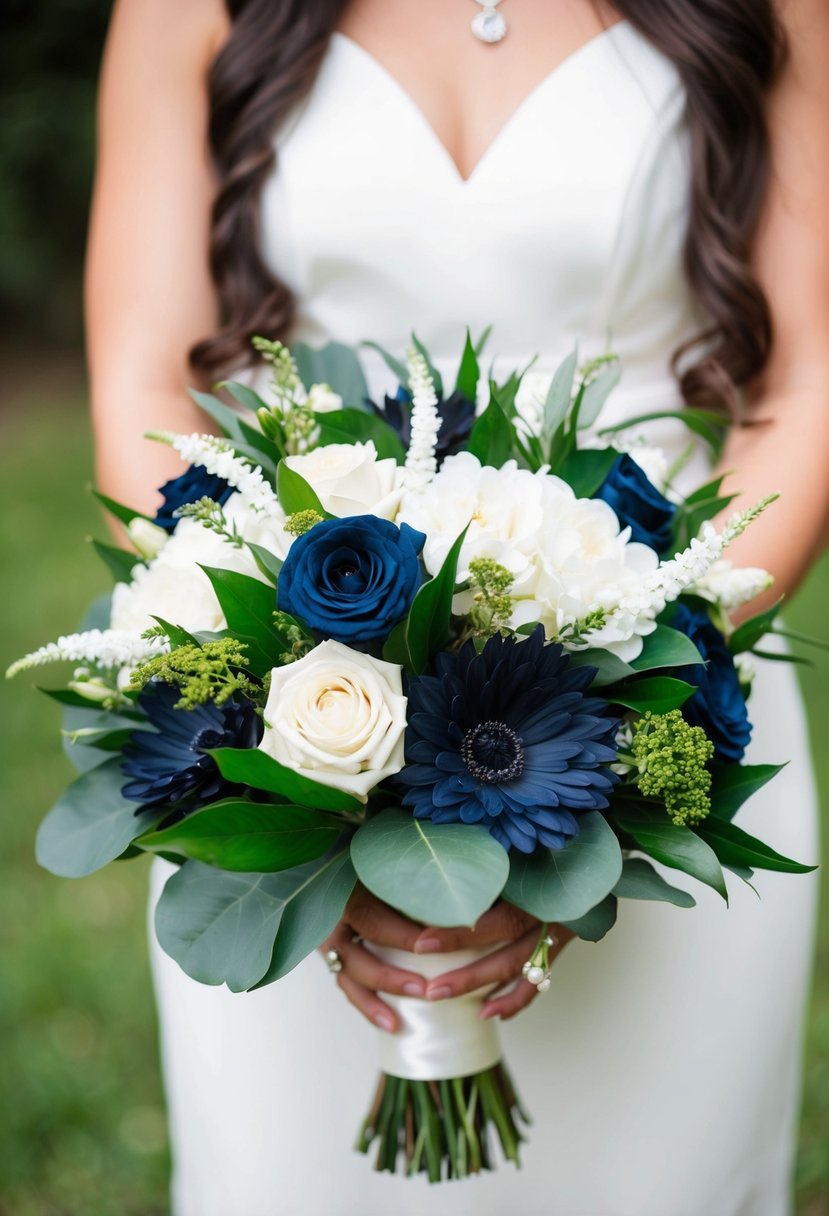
[277,516,426,643]
[672,602,752,762]
[595,454,676,556]
[121,684,262,813]
[154,466,233,533]
[397,626,620,853]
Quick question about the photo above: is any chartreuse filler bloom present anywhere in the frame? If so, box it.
[8,330,817,1182]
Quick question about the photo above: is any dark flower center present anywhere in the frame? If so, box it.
[460,720,525,784]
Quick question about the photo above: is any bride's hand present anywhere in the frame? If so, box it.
[321,886,573,1030]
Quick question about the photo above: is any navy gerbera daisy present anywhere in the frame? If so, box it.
[121,683,262,812]
[397,626,620,853]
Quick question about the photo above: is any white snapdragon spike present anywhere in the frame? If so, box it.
[7,629,167,679]
[164,433,283,519]
[402,347,440,492]
[690,559,774,612]
[574,496,777,647]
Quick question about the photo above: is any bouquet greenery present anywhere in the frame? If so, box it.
[9,330,816,1181]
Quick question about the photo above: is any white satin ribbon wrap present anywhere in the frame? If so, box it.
[367,944,503,1081]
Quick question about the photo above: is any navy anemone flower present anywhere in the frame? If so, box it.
[154,466,233,533]
[121,683,262,811]
[397,626,620,853]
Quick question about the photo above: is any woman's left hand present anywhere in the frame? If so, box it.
[413,901,575,1021]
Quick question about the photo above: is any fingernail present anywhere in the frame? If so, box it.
[374,1012,395,1032]
[427,985,452,1002]
[402,982,424,997]
[414,937,442,954]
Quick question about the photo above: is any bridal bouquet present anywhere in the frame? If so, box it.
[9,331,815,1181]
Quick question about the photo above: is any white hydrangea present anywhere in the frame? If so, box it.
[399,453,660,660]
[111,490,288,637]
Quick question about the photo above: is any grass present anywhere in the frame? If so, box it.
[0,387,827,1214]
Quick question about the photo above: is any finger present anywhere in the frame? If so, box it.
[480,978,540,1021]
[338,937,427,998]
[344,885,423,951]
[413,901,538,953]
[424,928,540,1000]
[336,971,399,1033]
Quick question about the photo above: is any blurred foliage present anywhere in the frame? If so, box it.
[0,0,113,345]
[0,387,827,1213]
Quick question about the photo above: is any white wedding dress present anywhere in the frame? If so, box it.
[149,22,820,1215]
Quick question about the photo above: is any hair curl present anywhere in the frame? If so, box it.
[191,0,785,413]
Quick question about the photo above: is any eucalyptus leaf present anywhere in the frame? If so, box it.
[575,363,622,429]
[36,757,160,878]
[253,851,358,987]
[292,341,370,407]
[137,800,341,871]
[351,809,509,928]
[612,857,696,908]
[561,894,618,941]
[210,747,363,815]
[503,812,623,922]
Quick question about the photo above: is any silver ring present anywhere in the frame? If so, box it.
[324,948,343,974]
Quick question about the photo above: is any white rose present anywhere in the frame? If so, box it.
[259,640,407,800]
[306,382,343,413]
[284,441,403,519]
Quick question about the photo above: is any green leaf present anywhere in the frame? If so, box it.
[454,328,480,402]
[615,810,727,900]
[605,676,697,714]
[566,648,634,687]
[466,393,515,467]
[695,816,817,874]
[292,341,370,407]
[629,624,703,672]
[542,347,578,438]
[155,855,351,991]
[91,539,143,584]
[245,542,283,585]
[404,526,468,673]
[612,857,696,908]
[503,812,623,922]
[210,747,363,815]
[709,762,786,821]
[36,757,160,878]
[199,566,280,673]
[598,407,728,455]
[729,602,782,656]
[253,851,358,987]
[275,462,329,517]
[360,340,408,385]
[561,894,618,941]
[350,809,509,928]
[316,409,406,463]
[575,363,622,429]
[91,490,153,528]
[137,800,341,871]
[555,447,620,498]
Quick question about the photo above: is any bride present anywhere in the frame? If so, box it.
[86,1,827,1212]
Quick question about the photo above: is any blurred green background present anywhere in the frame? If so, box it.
[1,3,827,1214]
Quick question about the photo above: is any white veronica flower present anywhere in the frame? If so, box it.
[285,441,403,519]
[259,641,407,801]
